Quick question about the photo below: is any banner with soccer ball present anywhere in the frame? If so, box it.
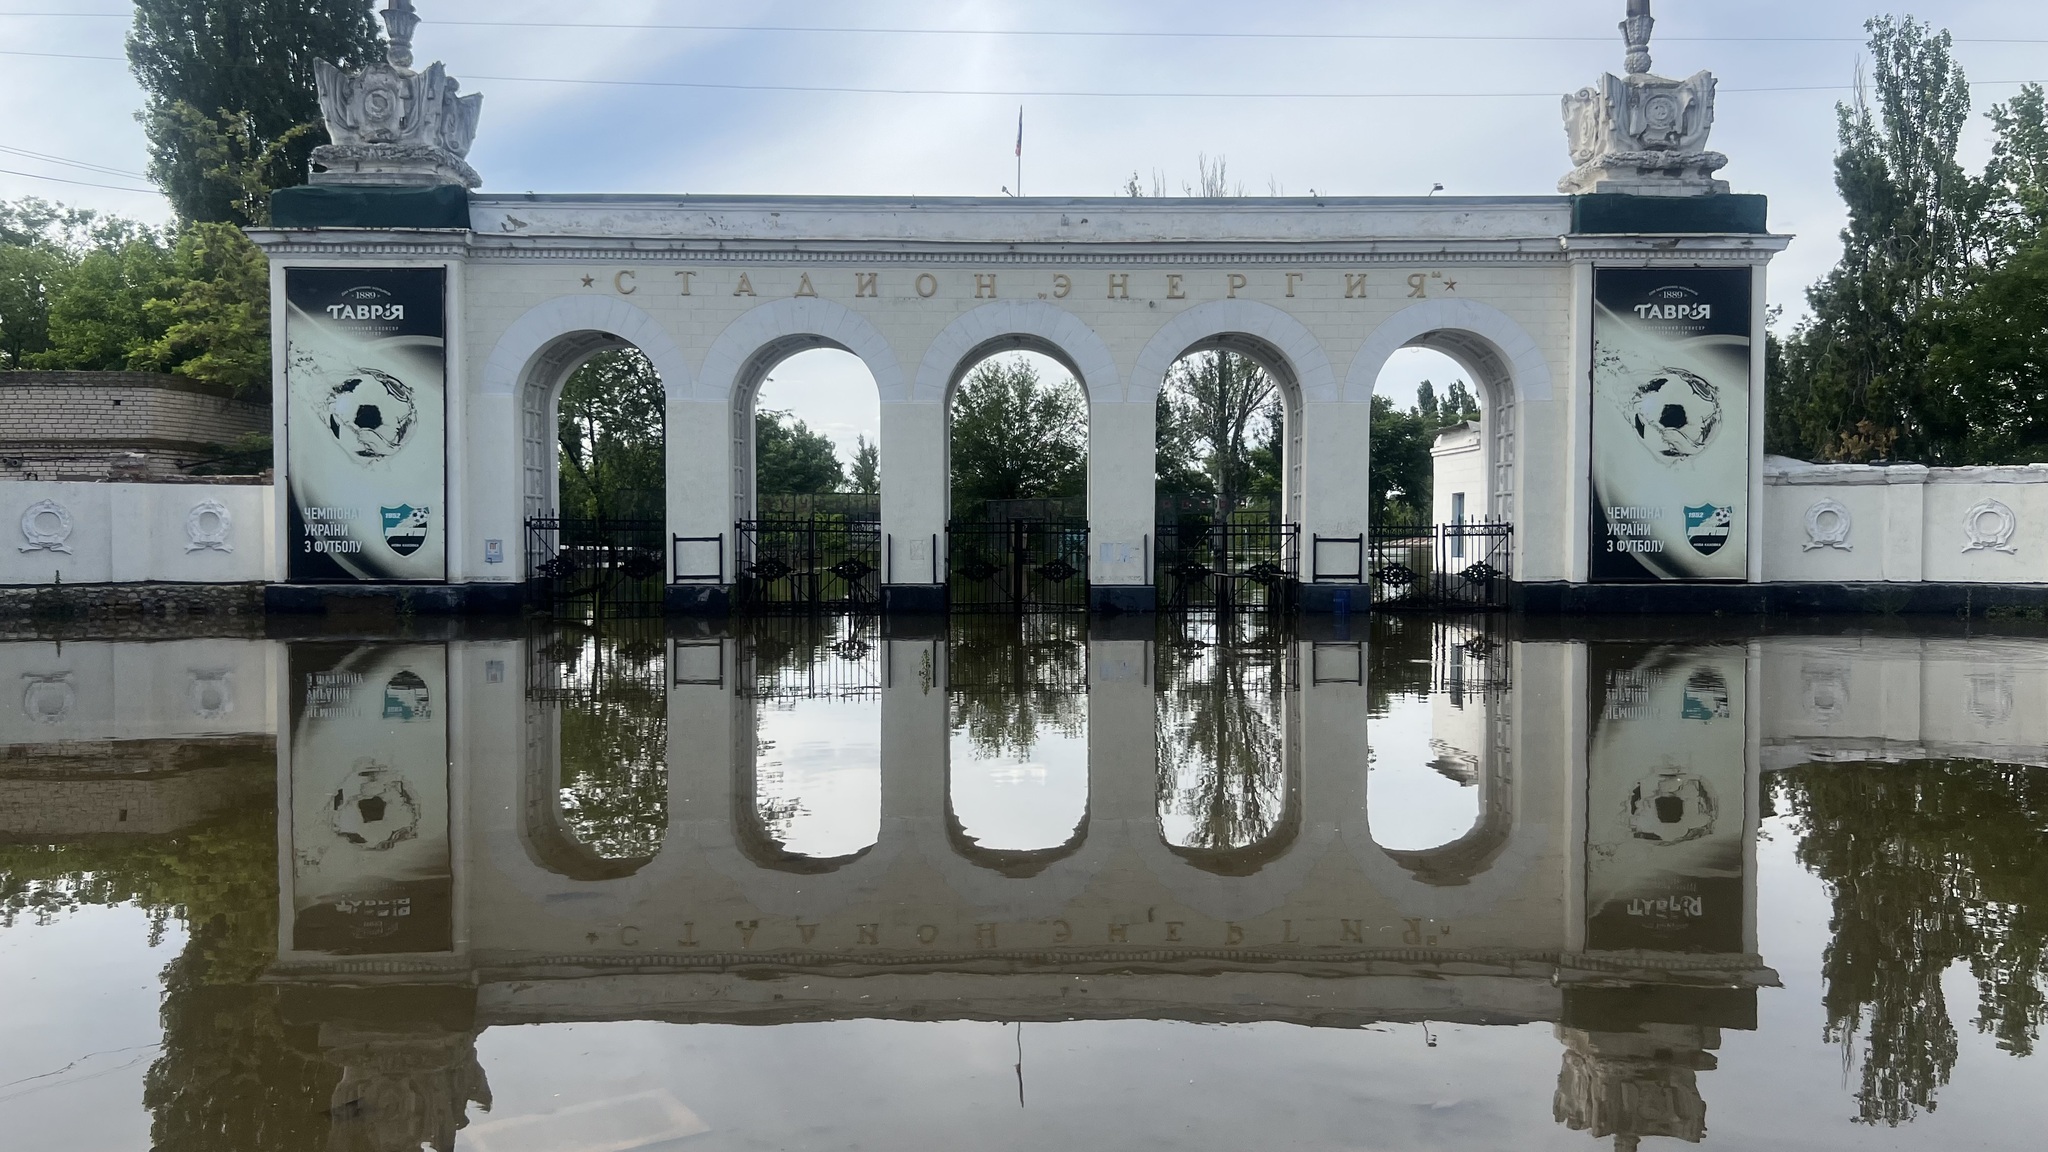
[284,268,448,582]
[1589,267,1753,581]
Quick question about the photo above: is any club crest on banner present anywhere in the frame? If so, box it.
[381,505,430,557]
[1684,504,1731,556]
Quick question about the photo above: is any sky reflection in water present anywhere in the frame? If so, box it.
[0,616,2043,1151]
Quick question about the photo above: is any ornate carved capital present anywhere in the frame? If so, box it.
[1561,3,1729,197]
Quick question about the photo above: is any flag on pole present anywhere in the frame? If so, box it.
[1016,107,1024,157]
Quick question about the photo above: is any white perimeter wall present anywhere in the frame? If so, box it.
[1763,458,2048,584]
[0,481,276,586]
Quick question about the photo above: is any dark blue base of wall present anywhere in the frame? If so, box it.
[1512,581,2048,617]
[665,584,732,615]
[266,583,523,616]
[882,585,948,614]
[1298,583,1370,615]
[1090,585,1158,614]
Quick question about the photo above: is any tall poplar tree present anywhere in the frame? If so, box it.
[128,0,384,224]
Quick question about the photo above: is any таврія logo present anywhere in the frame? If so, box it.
[381,505,430,556]
[1684,504,1732,556]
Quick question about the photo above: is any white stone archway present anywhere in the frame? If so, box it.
[1131,299,1345,563]
[699,297,908,525]
[1347,300,1556,526]
[483,295,694,528]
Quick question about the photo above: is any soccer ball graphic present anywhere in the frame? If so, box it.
[325,368,418,461]
[328,760,422,851]
[1631,369,1722,459]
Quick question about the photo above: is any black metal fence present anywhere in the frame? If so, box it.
[525,517,667,617]
[1368,518,1513,610]
[1155,519,1300,613]
[947,519,1090,612]
[734,516,882,613]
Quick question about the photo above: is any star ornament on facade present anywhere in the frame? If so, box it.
[581,275,595,288]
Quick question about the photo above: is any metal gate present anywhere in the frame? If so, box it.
[1156,520,1299,613]
[525,517,667,617]
[734,516,882,613]
[947,519,1089,612]
[1368,518,1513,610]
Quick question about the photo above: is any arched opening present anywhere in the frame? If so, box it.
[1368,341,1513,604]
[732,344,882,610]
[1364,617,1513,885]
[945,344,1090,612]
[521,338,667,613]
[945,615,1090,875]
[520,625,669,880]
[735,616,883,870]
[1155,617,1301,874]
[1154,338,1305,612]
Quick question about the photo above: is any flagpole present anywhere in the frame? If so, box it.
[1016,106,1023,197]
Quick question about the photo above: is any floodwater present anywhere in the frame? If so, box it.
[2,613,2044,1152]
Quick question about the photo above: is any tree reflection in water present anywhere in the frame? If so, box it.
[1777,759,2048,1127]
[948,615,1087,762]
[540,624,669,860]
[1155,618,1293,857]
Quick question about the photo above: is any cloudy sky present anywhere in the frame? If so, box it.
[3,0,2042,454]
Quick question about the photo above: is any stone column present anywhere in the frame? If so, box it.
[665,397,737,613]
[1087,637,1156,828]
[1087,399,1158,612]
[879,400,948,612]
[1298,399,1374,612]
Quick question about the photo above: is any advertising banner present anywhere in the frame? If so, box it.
[1584,644,1750,954]
[284,268,447,582]
[288,644,452,956]
[1589,267,1753,582]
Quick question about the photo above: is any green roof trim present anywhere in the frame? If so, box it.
[270,185,472,230]
[1571,194,1769,235]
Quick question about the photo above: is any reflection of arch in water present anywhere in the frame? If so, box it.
[694,621,907,921]
[941,615,1092,879]
[1136,635,1332,923]
[1350,636,1542,917]
[517,632,669,882]
[1154,632,1304,875]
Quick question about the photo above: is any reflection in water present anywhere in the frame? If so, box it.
[1155,619,1293,858]
[948,617,1089,854]
[1778,759,2048,1127]
[538,628,669,861]
[743,617,882,862]
[0,624,2045,1149]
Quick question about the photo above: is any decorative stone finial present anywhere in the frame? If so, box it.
[1622,0,1655,76]
[311,0,484,189]
[382,0,421,70]
[1558,0,1728,197]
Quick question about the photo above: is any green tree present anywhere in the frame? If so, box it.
[0,242,67,368]
[1369,394,1434,520]
[557,349,665,520]
[128,0,384,224]
[1774,18,1985,462]
[949,357,1087,515]
[35,233,173,371]
[756,409,845,496]
[849,434,880,495]
[1157,351,1279,523]
[135,222,272,396]
[1921,241,2048,463]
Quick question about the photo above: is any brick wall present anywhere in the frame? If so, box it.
[0,372,271,479]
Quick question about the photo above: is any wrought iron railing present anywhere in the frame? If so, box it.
[734,516,882,613]
[524,517,667,617]
[1368,518,1513,610]
[947,519,1090,613]
[1155,519,1300,613]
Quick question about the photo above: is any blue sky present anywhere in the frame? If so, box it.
[3,1,2043,450]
